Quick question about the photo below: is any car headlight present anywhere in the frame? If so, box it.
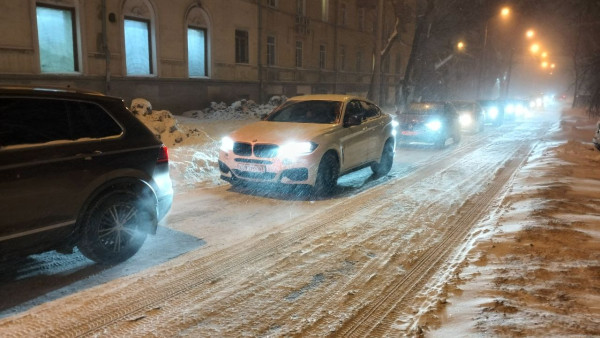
[488,107,499,119]
[278,141,318,158]
[459,113,472,126]
[426,120,442,131]
[220,136,234,152]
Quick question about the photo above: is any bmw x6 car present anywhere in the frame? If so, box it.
[0,86,173,264]
[398,102,461,148]
[218,94,396,196]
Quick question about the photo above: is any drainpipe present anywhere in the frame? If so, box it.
[101,0,111,94]
[333,0,338,93]
[258,0,264,103]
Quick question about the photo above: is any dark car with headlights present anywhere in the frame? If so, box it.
[0,86,173,264]
[398,102,461,148]
[478,99,504,126]
[452,101,485,133]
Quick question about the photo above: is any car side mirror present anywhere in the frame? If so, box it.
[344,114,362,127]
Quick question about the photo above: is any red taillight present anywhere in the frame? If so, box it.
[157,145,169,164]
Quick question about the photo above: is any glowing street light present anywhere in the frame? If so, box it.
[550,63,556,69]
[457,41,465,51]
[541,51,548,58]
[501,7,510,18]
[541,61,549,68]
[530,43,540,54]
[526,29,535,39]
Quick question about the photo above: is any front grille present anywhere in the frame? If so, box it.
[235,158,272,164]
[254,144,279,158]
[233,142,252,156]
[233,170,276,180]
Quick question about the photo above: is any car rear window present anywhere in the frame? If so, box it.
[0,97,122,148]
[406,103,445,115]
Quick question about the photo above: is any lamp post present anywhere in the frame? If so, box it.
[477,6,511,99]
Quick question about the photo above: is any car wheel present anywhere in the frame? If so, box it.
[435,134,447,149]
[371,139,394,177]
[313,152,339,196]
[78,190,151,264]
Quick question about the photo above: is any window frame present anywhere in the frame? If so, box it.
[187,26,208,77]
[295,40,303,68]
[235,29,249,64]
[319,44,327,69]
[124,16,154,76]
[266,35,276,66]
[35,3,80,74]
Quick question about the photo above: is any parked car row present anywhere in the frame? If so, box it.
[1,86,173,265]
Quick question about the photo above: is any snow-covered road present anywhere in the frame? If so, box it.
[1,107,571,336]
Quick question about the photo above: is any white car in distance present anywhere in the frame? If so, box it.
[218,94,396,196]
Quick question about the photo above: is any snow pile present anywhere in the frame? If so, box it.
[129,98,205,147]
[181,96,286,120]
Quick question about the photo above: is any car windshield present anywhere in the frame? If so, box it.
[453,102,474,111]
[405,103,444,115]
[266,100,341,124]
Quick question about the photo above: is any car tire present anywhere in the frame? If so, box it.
[78,190,151,264]
[313,152,339,196]
[371,139,394,177]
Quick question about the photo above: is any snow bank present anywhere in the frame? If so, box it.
[181,96,286,120]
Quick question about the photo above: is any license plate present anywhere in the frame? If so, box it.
[402,131,417,135]
[238,163,266,173]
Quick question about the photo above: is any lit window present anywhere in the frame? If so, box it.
[267,36,276,66]
[188,27,207,77]
[36,5,78,73]
[124,18,152,75]
[235,30,249,64]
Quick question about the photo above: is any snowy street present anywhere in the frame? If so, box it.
[4,103,595,337]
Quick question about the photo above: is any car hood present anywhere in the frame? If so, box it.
[228,121,337,143]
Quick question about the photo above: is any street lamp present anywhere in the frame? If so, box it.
[541,51,548,58]
[530,43,540,54]
[457,41,465,51]
[526,29,535,39]
[501,7,510,18]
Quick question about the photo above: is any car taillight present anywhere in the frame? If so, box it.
[157,145,169,164]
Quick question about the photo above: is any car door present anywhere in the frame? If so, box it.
[359,101,387,162]
[338,100,369,170]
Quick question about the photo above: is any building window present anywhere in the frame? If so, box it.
[295,40,303,68]
[267,0,277,8]
[188,27,207,77]
[235,30,249,64]
[296,0,306,16]
[322,0,329,22]
[267,35,276,66]
[340,45,346,71]
[124,18,152,75]
[36,5,79,73]
[356,51,362,72]
[319,45,326,69]
[358,8,365,31]
[340,3,346,26]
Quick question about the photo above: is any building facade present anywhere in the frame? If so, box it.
[0,0,413,113]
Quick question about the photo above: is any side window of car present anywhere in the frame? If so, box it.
[362,101,381,120]
[0,98,71,148]
[344,101,363,123]
[67,101,122,140]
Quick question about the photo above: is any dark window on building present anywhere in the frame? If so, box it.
[319,45,327,69]
[267,0,277,8]
[267,36,276,66]
[188,27,208,77]
[235,30,249,64]
[124,17,153,75]
[340,45,346,71]
[296,40,303,68]
[297,0,306,15]
[36,4,78,73]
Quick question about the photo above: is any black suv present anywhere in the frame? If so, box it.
[0,86,173,264]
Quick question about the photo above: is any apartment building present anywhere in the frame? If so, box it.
[0,0,413,113]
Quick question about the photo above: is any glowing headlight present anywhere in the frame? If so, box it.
[278,141,317,158]
[426,120,442,131]
[220,136,234,151]
[488,106,499,119]
[505,104,515,114]
[459,113,472,126]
